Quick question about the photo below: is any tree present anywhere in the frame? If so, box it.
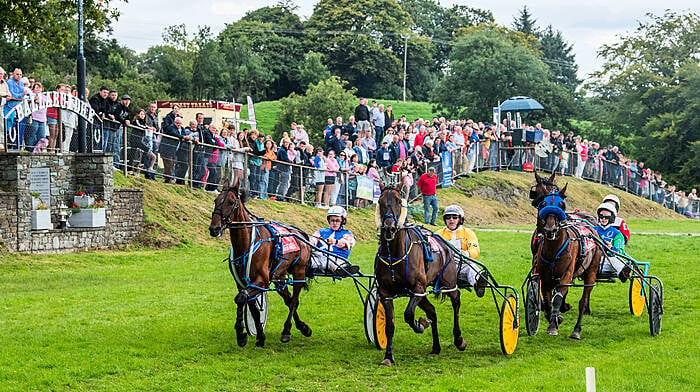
[243,1,303,30]
[540,25,579,91]
[305,0,419,99]
[431,25,574,125]
[588,11,700,189]
[297,52,332,90]
[0,0,121,51]
[512,6,539,37]
[275,77,357,146]
[399,0,493,72]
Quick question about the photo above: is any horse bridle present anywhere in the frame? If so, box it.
[379,188,403,242]
[212,187,241,229]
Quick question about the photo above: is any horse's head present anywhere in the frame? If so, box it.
[537,184,568,240]
[531,171,559,207]
[376,183,408,241]
[209,180,248,237]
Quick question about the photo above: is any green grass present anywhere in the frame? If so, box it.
[239,99,435,135]
[1,228,697,391]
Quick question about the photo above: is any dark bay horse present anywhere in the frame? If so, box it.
[209,181,313,347]
[374,185,466,366]
[536,186,602,339]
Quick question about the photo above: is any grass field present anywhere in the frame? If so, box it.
[1,227,698,391]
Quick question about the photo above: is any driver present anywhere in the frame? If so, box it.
[434,205,488,297]
[602,194,630,244]
[309,206,360,277]
[595,202,631,282]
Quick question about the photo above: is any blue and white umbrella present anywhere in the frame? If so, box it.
[499,96,544,112]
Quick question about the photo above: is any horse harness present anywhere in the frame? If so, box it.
[376,226,457,298]
[537,223,597,283]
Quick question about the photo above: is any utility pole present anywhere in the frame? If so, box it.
[77,0,88,153]
[402,34,408,102]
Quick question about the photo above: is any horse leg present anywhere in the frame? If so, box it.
[234,290,249,347]
[561,291,573,313]
[571,273,596,340]
[276,287,295,343]
[243,287,266,348]
[417,297,441,355]
[547,287,568,336]
[448,290,466,351]
[379,298,396,367]
[404,296,430,334]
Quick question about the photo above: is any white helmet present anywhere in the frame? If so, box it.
[597,202,617,225]
[443,205,465,226]
[602,194,620,210]
[327,206,347,224]
[443,205,465,218]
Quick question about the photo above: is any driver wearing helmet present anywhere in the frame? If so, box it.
[310,206,360,277]
[434,205,488,297]
[602,194,630,244]
[595,202,631,282]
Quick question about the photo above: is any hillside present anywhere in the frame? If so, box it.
[114,169,687,250]
[239,99,436,134]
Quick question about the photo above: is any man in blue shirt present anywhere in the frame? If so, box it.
[310,206,360,277]
[4,69,28,150]
[372,103,386,145]
[376,141,392,170]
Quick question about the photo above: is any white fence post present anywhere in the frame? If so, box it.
[586,367,596,392]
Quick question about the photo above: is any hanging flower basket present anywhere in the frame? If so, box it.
[31,209,52,230]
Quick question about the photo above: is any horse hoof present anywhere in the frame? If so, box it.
[280,334,291,343]
[299,324,312,337]
[429,348,441,355]
[570,331,581,340]
[455,337,467,351]
[255,335,266,348]
[379,359,393,367]
[547,327,559,336]
[561,303,572,313]
[237,335,248,347]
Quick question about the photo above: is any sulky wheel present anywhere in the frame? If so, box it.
[363,285,386,350]
[628,277,645,317]
[244,292,269,336]
[648,283,663,336]
[499,294,519,355]
[525,277,541,336]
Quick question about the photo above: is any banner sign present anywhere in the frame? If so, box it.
[441,151,453,187]
[246,96,256,123]
[7,92,96,123]
[356,176,375,201]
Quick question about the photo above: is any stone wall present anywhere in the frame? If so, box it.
[0,153,144,254]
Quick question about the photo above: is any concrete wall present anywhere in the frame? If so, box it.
[0,153,143,254]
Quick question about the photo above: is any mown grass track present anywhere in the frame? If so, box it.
[1,227,697,391]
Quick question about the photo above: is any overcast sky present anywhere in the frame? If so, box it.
[111,0,697,81]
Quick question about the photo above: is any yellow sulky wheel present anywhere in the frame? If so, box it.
[628,277,645,317]
[499,294,519,355]
[373,300,388,350]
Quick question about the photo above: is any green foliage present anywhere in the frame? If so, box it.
[512,5,539,37]
[297,52,332,89]
[305,0,417,99]
[431,26,574,125]
[0,0,121,51]
[587,10,700,189]
[275,77,357,146]
[540,25,580,91]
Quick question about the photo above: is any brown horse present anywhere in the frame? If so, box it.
[536,185,602,339]
[209,181,313,347]
[374,184,466,366]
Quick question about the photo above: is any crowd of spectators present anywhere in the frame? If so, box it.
[1,71,697,217]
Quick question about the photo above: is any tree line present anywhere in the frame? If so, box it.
[1,1,697,189]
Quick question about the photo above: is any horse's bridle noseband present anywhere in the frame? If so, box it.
[212,187,240,230]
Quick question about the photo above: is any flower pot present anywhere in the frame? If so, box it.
[74,195,95,208]
[31,209,52,230]
[32,197,42,210]
[68,208,106,228]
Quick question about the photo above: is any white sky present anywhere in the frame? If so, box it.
[110,0,698,81]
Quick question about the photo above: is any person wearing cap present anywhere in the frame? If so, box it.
[309,206,360,277]
[595,202,631,281]
[417,167,438,225]
[376,140,392,170]
[602,194,630,243]
[434,205,488,296]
